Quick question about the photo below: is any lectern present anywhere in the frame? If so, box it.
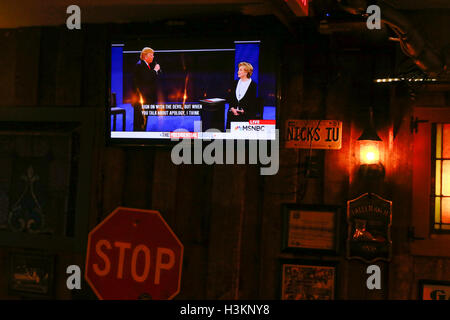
[199,98,226,132]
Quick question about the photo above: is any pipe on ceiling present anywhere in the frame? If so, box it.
[337,0,448,77]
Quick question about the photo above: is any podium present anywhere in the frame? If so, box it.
[199,98,226,132]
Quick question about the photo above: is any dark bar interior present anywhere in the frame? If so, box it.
[0,0,450,302]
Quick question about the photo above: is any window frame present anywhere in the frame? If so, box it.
[430,123,450,233]
[411,107,450,257]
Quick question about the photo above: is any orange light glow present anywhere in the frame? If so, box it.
[443,160,450,196]
[139,93,144,106]
[444,124,450,158]
[443,198,450,224]
[360,141,380,165]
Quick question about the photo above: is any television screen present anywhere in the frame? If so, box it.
[108,37,278,144]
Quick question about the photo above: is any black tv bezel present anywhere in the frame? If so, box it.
[105,20,284,148]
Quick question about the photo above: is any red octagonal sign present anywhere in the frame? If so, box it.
[85,207,183,300]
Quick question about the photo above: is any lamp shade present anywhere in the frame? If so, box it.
[357,126,382,142]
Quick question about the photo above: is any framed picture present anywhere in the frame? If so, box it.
[9,250,55,298]
[282,204,341,254]
[0,107,98,252]
[280,260,337,300]
[418,280,450,300]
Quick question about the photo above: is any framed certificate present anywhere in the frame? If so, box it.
[280,260,337,300]
[282,204,341,254]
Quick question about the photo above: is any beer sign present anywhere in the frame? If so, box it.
[285,120,342,149]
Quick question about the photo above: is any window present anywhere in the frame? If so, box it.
[432,123,450,232]
[411,107,450,257]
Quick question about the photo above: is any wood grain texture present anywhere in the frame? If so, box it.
[205,165,246,299]
[38,27,60,106]
[82,25,107,107]
[122,149,155,209]
[151,150,178,228]
[237,166,263,299]
[101,148,126,222]
[55,28,83,106]
[0,29,16,106]
[14,28,41,106]
[172,164,212,299]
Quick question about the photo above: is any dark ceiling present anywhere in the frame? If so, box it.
[1,0,450,29]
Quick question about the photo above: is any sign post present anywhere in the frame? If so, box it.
[85,207,183,300]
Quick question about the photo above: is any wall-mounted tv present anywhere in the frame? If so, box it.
[108,34,279,145]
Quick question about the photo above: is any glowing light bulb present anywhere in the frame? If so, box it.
[360,142,380,165]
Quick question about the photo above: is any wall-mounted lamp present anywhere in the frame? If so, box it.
[358,109,385,178]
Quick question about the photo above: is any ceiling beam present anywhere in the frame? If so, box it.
[267,0,301,35]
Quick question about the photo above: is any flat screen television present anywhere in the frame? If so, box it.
[107,32,280,146]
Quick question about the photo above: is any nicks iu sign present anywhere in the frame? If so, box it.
[285,120,342,149]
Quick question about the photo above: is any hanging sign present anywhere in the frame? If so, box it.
[285,120,342,149]
[346,193,392,263]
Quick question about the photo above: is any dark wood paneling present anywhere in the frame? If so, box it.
[55,28,83,106]
[82,25,107,107]
[14,28,40,106]
[0,250,11,298]
[100,148,126,221]
[259,167,296,299]
[0,29,16,106]
[238,166,263,299]
[206,165,247,299]
[151,150,178,228]
[178,244,208,299]
[388,88,414,255]
[38,27,60,106]
[173,164,212,299]
[389,254,414,299]
[122,149,155,209]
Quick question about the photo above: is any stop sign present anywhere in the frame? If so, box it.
[85,207,183,300]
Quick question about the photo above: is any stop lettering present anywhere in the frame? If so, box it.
[92,240,175,284]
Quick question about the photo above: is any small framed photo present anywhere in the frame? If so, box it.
[418,280,450,300]
[282,204,341,254]
[280,260,337,300]
[9,251,55,298]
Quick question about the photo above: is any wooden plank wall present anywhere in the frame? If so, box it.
[0,22,450,300]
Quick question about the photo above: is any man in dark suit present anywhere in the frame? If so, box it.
[132,47,161,131]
